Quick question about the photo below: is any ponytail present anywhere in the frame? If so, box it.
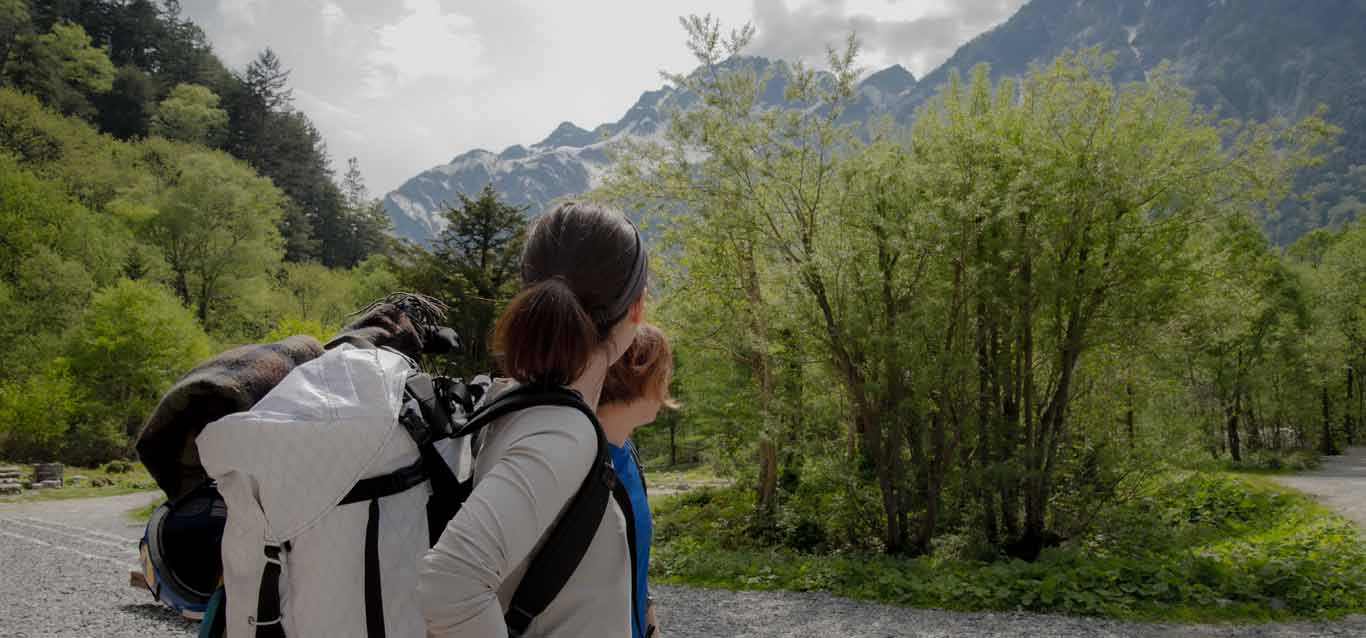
[493,277,599,386]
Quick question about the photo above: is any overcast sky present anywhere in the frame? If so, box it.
[181,0,1026,195]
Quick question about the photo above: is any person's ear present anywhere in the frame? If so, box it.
[628,292,646,325]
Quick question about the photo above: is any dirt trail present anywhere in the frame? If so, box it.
[1272,446,1366,529]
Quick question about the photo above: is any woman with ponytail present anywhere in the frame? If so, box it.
[419,201,648,637]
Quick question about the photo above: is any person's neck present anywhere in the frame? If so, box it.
[567,350,610,412]
[597,405,636,446]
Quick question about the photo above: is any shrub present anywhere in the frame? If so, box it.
[67,279,213,439]
[651,473,1366,620]
[103,460,132,474]
[0,360,82,461]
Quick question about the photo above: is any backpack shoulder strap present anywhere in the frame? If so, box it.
[470,385,617,638]
[626,439,647,497]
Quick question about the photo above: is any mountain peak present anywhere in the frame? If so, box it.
[535,121,597,148]
[862,64,916,95]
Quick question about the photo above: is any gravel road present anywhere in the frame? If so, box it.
[1272,446,1366,529]
[0,491,194,638]
[3,475,1365,638]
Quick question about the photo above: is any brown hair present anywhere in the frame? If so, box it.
[602,323,677,408]
[492,201,647,386]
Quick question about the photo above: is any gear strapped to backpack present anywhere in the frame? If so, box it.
[194,341,621,638]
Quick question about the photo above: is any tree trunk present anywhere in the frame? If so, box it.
[740,239,779,510]
[976,304,999,546]
[757,439,778,509]
[1321,384,1336,456]
[1225,392,1242,462]
[1125,383,1136,450]
[1018,208,1036,547]
[1346,365,1356,447]
[173,268,191,306]
[1246,400,1264,451]
[905,408,927,555]
[197,277,212,325]
[999,328,1020,540]
[916,399,947,556]
[669,418,677,467]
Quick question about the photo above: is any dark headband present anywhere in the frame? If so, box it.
[597,221,647,329]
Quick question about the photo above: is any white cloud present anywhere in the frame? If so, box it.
[364,0,484,97]
[749,0,1025,77]
[320,2,346,36]
[181,0,1023,194]
[216,0,264,27]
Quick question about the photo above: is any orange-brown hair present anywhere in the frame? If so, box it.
[601,323,677,408]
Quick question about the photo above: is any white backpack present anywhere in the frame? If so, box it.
[197,342,622,638]
[197,343,463,638]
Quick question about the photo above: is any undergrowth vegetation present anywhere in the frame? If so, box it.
[650,472,1366,620]
[0,461,156,503]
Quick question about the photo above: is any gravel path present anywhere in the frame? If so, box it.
[3,488,1365,638]
[651,585,1366,637]
[1272,446,1366,529]
[0,491,194,638]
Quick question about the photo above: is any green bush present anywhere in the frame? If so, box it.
[103,460,132,474]
[651,473,1366,621]
[0,359,82,461]
[67,279,213,440]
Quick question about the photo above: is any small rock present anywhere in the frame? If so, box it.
[67,475,89,486]
[0,483,20,495]
[1269,597,1288,613]
[33,480,62,490]
[91,477,114,488]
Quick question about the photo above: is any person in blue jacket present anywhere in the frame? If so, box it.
[599,323,678,638]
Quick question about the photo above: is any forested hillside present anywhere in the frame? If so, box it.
[0,0,402,463]
[901,0,1366,245]
[2,0,389,266]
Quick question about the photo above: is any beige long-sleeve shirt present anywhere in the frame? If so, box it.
[418,401,631,638]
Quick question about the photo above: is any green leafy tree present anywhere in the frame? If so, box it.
[0,154,131,380]
[0,0,28,78]
[0,88,138,211]
[328,157,393,267]
[350,253,400,306]
[0,359,84,462]
[119,141,285,329]
[5,20,115,117]
[433,183,526,372]
[276,260,359,330]
[66,278,212,441]
[94,64,155,139]
[151,82,228,146]
[604,17,1330,555]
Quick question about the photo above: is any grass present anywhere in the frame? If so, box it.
[0,460,159,504]
[648,470,1366,622]
[1208,449,1322,475]
[127,498,164,522]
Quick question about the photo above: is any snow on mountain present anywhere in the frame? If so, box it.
[382,57,916,245]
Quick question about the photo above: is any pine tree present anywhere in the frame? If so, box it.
[394,184,525,372]
[244,47,291,111]
[342,156,367,209]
